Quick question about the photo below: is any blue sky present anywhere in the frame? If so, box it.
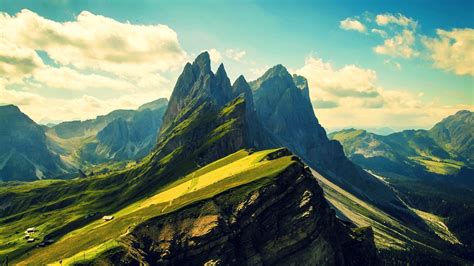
[0,0,473,130]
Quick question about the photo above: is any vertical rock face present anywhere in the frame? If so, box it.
[151,52,272,171]
[78,99,168,164]
[0,105,68,181]
[250,65,417,223]
[250,65,337,170]
[114,153,379,266]
[160,52,233,136]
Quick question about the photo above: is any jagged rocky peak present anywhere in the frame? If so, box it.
[264,64,292,79]
[250,65,414,223]
[192,51,212,75]
[212,63,234,106]
[160,52,236,134]
[232,75,254,110]
[292,74,311,101]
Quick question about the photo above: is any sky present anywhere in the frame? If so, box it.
[0,0,473,131]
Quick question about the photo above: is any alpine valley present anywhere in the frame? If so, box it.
[0,52,473,265]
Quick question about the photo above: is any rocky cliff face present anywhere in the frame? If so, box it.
[150,52,272,173]
[80,103,168,163]
[250,65,339,170]
[250,65,418,225]
[0,105,69,181]
[46,98,168,166]
[106,150,379,266]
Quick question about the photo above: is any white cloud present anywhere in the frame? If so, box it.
[207,48,223,64]
[0,9,186,75]
[0,9,183,121]
[383,59,402,70]
[339,18,366,33]
[374,29,419,58]
[294,54,473,129]
[375,13,416,28]
[339,12,419,60]
[371,28,387,37]
[225,49,246,61]
[295,55,379,104]
[0,87,170,122]
[0,39,44,80]
[32,66,136,91]
[422,28,474,76]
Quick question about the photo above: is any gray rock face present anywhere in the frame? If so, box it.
[113,152,379,266]
[80,100,168,164]
[151,52,273,172]
[251,66,335,170]
[160,52,235,136]
[0,105,68,181]
[249,65,418,224]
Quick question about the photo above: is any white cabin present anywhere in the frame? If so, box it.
[102,215,114,221]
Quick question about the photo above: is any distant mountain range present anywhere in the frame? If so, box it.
[328,126,396,136]
[329,110,473,180]
[47,98,168,167]
[329,110,474,250]
[0,99,167,181]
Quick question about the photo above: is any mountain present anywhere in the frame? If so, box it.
[429,110,474,164]
[149,52,273,178]
[249,65,416,225]
[0,105,70,181]
[47,98,168,167]
[329,111,474,252]
[329,110,474,179]
[328,127,396,136]
[0,53,378,265]
[1,53,471,264]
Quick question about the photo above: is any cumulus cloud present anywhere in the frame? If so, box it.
[0,40,44,80]
[225,49,246,61]
[0,9,184,121]
[0,9,186,75]
[294,54,473,129]
[374,29,419,58]
[422,28,474,76]
[32,66,136,91]
[0,86,170,122]
[207,48,223,64]
[339,12,419,59]
[312,99,339,109]
[371,28,387,37]
[295,55,379,103]
[375,13,416,28]
[339,18,366,32]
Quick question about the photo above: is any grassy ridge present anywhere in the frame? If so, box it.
[10,148,293,265]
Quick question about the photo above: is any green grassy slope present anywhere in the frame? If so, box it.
[329,128,467,177]
[0,93,256,264]
[5,148,293,265]
[312,169,471,264]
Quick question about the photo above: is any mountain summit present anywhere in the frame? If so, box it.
[0,105,69,181]
[250,65,416,223]
[151,52,272,178]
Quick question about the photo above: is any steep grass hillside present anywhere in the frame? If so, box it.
[4,148,292,264]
